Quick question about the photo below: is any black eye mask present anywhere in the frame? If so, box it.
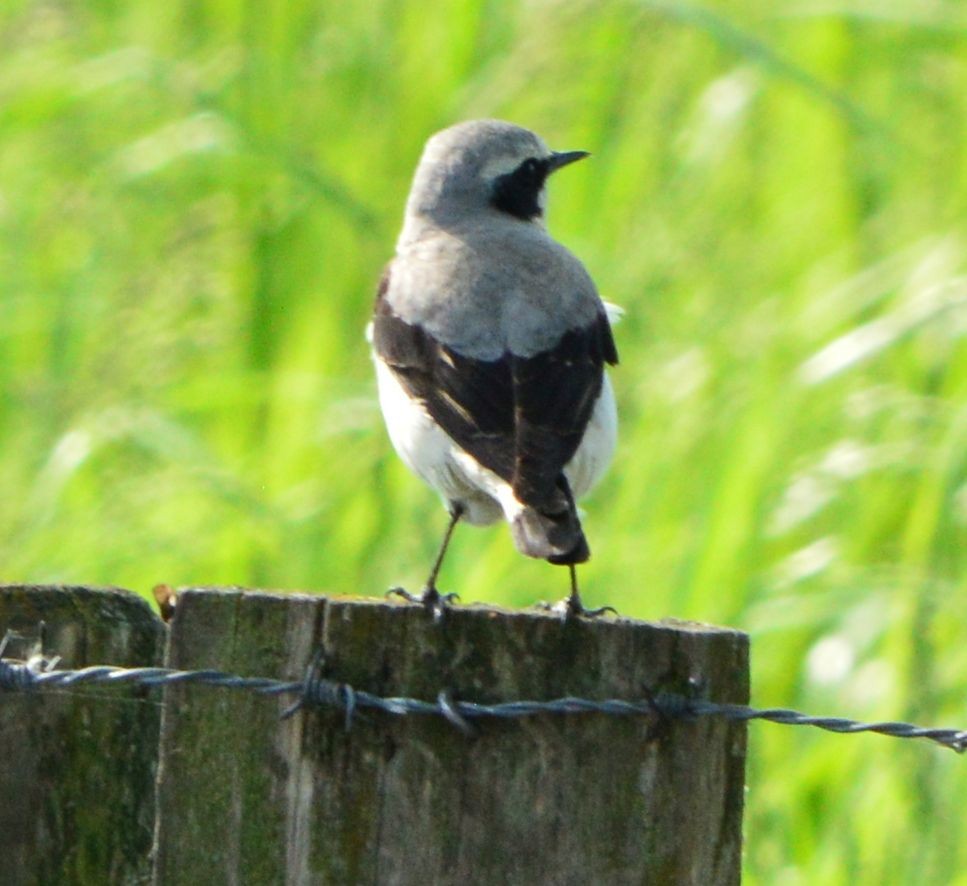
[490,157,549,220]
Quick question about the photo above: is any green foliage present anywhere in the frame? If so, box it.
[1,0,965,881]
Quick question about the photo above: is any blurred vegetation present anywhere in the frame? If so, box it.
[1,0,965,881]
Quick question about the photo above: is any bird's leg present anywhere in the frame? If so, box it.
[540,564,617,621]
[388,504,464,619]
[425,504,463,593]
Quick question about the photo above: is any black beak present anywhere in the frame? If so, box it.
[547,150,591,173]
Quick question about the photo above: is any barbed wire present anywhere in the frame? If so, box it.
[0,651,964,753]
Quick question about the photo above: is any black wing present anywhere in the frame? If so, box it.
[372,268,618,510]
[510,321,617,506]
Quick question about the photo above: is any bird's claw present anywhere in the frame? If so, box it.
[387,586,459,620]
[536,596,618,622]
[575,602,618,619]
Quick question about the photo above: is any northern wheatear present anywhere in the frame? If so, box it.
[371,119,618,617]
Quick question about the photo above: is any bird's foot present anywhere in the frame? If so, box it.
[387,586,460,621]
[536,594,618,622]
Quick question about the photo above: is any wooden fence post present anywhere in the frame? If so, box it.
[0,585,164,886]
[154,589,749,885]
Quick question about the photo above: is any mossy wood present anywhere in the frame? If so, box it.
[154,588,749,885]
[0,585,164,886]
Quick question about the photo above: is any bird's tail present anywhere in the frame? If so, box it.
[509,479,589,565]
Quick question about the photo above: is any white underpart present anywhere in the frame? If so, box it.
[374,358,617,527]
[602,301,624,325]
[564,371,618,499]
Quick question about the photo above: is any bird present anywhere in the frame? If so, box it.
[370,119,618,618]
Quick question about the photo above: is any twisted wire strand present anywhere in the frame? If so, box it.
[1,655,964,753]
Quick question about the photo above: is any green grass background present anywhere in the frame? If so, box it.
[2,0,965,880]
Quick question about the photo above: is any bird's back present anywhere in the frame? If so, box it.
[388,219,603,361]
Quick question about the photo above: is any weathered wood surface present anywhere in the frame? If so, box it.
[154,588,749,886]
[0,585,164,886]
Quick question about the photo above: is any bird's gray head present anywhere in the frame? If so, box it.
[403,119,589,228]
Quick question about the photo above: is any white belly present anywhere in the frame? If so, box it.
[374,359,616,525]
